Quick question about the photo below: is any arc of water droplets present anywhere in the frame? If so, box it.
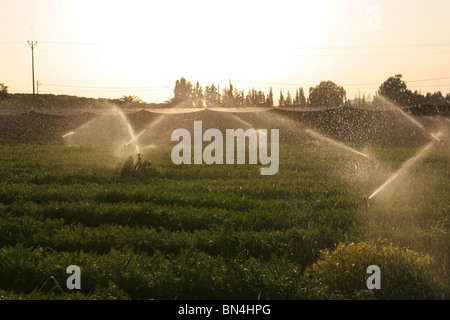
[368,140,437,200]
[304,128,369,158]
[230,114,267,136]
[112,105,140,155]
[124,114,167,147]
[62,131,75,138]
[368,98,444,200]
[62,118,99,139]
[378,96,442,143]
[230,110,369,159]
[125,129,146,146]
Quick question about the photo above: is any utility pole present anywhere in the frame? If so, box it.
[27,41,37,97]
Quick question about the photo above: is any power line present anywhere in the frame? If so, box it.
[285,51,450,58]
[39,80,230,90]
[4,40,448,49]
[0,41,24,45]
[0,40,107,46]
[290,43,450,50]
[39,89,169,93]
[406,76,450,83]
[409,84,450,88]
[40,83,172,89]
[31,75,450,97]
[232,76,450,87]
[36,40,110,46]
[233,80,383,87]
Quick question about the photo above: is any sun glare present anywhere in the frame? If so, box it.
[57,0,330,92]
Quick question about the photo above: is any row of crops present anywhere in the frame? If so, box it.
[0,141,448,299]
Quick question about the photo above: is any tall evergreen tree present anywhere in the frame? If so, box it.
[234,88,245,107]
[298,87,306,107]
[278,89,285,107]
[285,90,293,107]
[257,90,265,106]
[192,82,204,108]
[205,84,220,107]
[245,89,253,106]
[222,82,235,107]
[293,89,300,107]
[266,87,274,107]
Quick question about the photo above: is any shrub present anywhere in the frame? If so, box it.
[0,83,8,100]
[304,239,447,299]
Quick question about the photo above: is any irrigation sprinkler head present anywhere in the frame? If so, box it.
[362,195,370,238]
[362,195,369,209]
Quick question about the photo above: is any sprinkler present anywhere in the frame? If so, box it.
[134,152,142,171]
[362,195,370,238]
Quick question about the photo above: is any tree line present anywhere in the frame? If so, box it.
[375,74,450,107]
[169,76,450,109]
[170,78,346,108]
[1,75,449,110]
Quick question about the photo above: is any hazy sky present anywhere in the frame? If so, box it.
[1,0,449,103]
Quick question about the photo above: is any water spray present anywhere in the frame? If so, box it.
[111,105,141,156]
[363,136,442,240]
[368,140,436,200]
[430,132,444,151]
[125,129,147,147]
[61,117,100,141]
[62,131,75,138]
[380,97,446,147]
[230,114,267,136]
[305,128,370,159]
[430,132,442,143]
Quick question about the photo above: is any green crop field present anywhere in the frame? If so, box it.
[0,138,448,300]
[2,0,450,305]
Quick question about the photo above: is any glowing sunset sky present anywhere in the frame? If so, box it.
[1,0,449,103]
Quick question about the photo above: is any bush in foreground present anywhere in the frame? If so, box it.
[303,240,448,299]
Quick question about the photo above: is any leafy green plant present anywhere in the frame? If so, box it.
[0,141,448,299]
[304,239,448,299]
